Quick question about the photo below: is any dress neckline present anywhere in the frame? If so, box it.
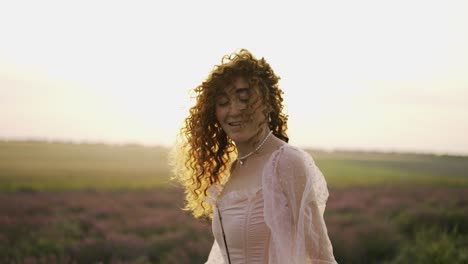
[218,185,262,202]
[216,186,263,209]
[206,144,289,208]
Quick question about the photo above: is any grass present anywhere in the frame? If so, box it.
[1,140,467,192]
[0,140,172,192]
[308,149,468,187]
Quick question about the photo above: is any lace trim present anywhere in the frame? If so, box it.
[205,183,263,210]
[205,183,222,206]
[217,186,262,208]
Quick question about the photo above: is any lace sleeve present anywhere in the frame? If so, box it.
[264,145,337,264]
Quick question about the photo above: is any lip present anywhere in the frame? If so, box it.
[228,121,242,126]
[230,125,242,132]
[226,121,242,132]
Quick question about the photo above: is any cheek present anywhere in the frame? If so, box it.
[215,106,225,122]
[254,112,267,123]
[250,103,267,122]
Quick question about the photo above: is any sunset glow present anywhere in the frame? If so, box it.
[1,0,467,155]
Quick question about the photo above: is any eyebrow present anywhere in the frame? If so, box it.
[217,87,249,98]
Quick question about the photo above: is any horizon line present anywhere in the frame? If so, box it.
[1,136,467,158]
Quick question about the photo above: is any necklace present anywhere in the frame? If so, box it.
[237,130,273,165]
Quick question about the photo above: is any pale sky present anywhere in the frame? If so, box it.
[1,0,467,155]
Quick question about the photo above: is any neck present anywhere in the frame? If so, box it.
[236,127,271,158]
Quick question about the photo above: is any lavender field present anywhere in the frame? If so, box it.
[1,141,467,263]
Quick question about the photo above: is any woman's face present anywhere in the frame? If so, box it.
[215,77,268,145]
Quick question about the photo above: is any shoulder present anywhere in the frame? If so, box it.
[267,144,318,187]
[273,144,315,170]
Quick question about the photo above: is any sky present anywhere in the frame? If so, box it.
[1,0,467,155]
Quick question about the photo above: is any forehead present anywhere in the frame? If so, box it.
[218,77,250,96]
[232,77,249,88]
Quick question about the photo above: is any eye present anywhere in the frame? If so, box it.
[216,97,229,106]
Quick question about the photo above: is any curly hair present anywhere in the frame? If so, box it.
[170,49,289,219]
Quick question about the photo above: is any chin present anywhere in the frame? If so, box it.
[224,131,243,141]
[228,134,247,144]
[230,132,257,145]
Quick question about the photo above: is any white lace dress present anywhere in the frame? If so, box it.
[205,144,337,264]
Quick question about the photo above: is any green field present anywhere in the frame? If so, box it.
[310,149,468,187]
[0,141,171,192]
[1,140,467,263]
[1,140,467,192]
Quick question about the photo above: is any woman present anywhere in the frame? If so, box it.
[171,49,337,264]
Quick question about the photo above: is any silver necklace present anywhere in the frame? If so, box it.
[237,130,273,165]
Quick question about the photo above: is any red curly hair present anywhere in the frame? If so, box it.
[171,49,288,219]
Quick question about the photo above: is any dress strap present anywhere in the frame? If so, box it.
[216,204,232,264]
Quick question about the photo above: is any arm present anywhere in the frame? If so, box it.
[276,147,337,263]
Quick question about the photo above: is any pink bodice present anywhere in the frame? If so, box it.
[212,187,270,264]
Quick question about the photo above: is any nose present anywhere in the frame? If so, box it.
[228,99,245,116]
